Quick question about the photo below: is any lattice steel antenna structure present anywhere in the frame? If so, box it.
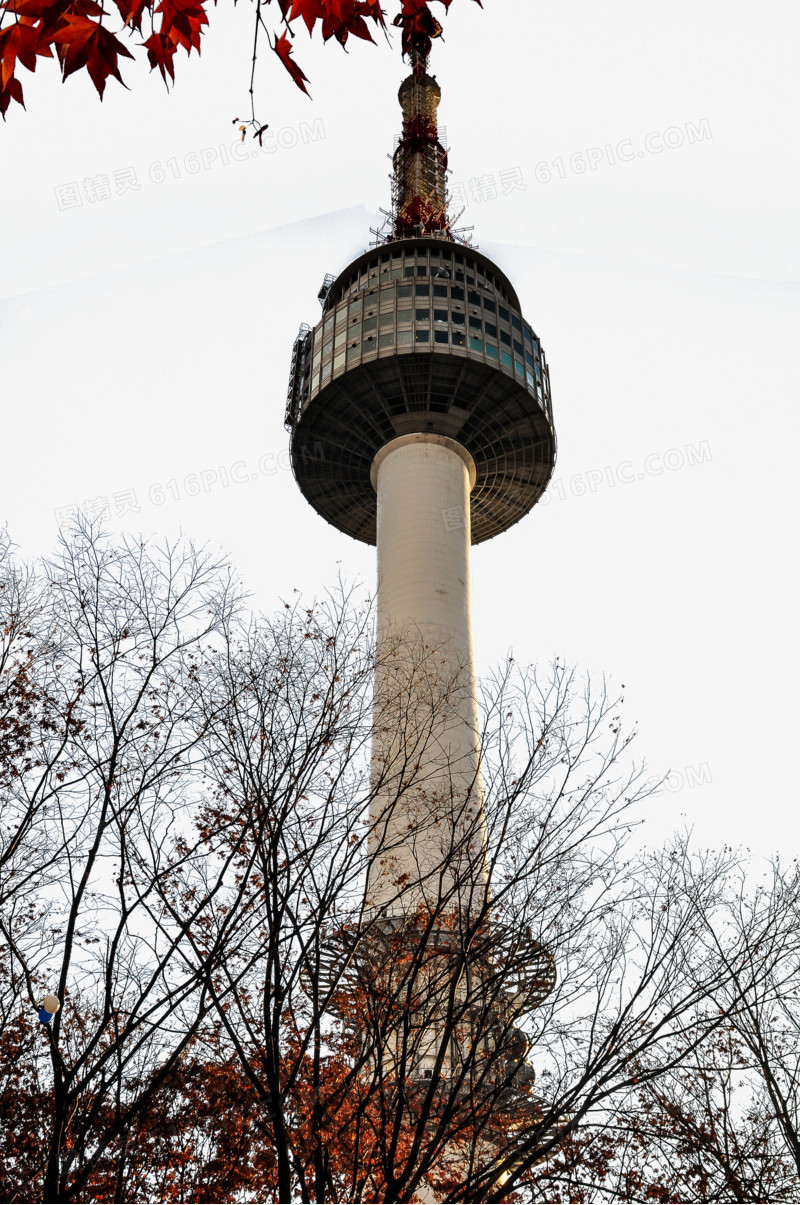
[286,44,557,1082]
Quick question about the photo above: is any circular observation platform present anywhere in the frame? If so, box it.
[285,238,556,545]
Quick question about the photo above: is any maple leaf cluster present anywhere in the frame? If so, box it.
[0,0,480,118]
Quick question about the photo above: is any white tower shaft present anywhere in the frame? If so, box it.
[367,434,487,916]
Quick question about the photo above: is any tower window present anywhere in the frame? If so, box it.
[414,330,430,342]
[452,331,465,346]
[485,322,497,338]
[451,287,464,301]
[415,309,430,321]
[469,316,482,330]
[434,330,449,344]
[451,312,464,325]
[434,309,448,323]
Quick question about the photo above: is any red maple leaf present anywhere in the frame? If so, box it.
[154,0,207,53]
[274,28,309,94]
[0,68,24,115]
[2,0,106,38]
[1,19,41,83]
[285,1,384,46]
[142,28,175,79]
[394,0,479,58]
[50,12,133,95]
[142,0,207,84]
[112,0,149,30]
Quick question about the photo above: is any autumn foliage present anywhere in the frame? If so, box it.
[0,0,480,118]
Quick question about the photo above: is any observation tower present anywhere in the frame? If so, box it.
[285,45,556,914]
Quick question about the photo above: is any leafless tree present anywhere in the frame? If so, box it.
[0,521,243,1202]
[156,620,774,1203]
[2,524,795,1204]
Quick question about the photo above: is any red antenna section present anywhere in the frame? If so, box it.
[390,48,453,241]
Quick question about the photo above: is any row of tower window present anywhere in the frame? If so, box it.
[317,283,543,358]
[306,323,546,410]
[325,245,514,311]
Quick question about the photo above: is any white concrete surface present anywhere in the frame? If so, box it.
[367,434,487,915]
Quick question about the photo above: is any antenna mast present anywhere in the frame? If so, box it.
[390,47,452,240]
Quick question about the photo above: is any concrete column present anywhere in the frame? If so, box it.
[367,434,487,916]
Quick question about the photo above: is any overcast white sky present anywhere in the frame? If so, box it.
[1,0,798,856]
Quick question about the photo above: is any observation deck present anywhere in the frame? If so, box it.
[286,237,556,545]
